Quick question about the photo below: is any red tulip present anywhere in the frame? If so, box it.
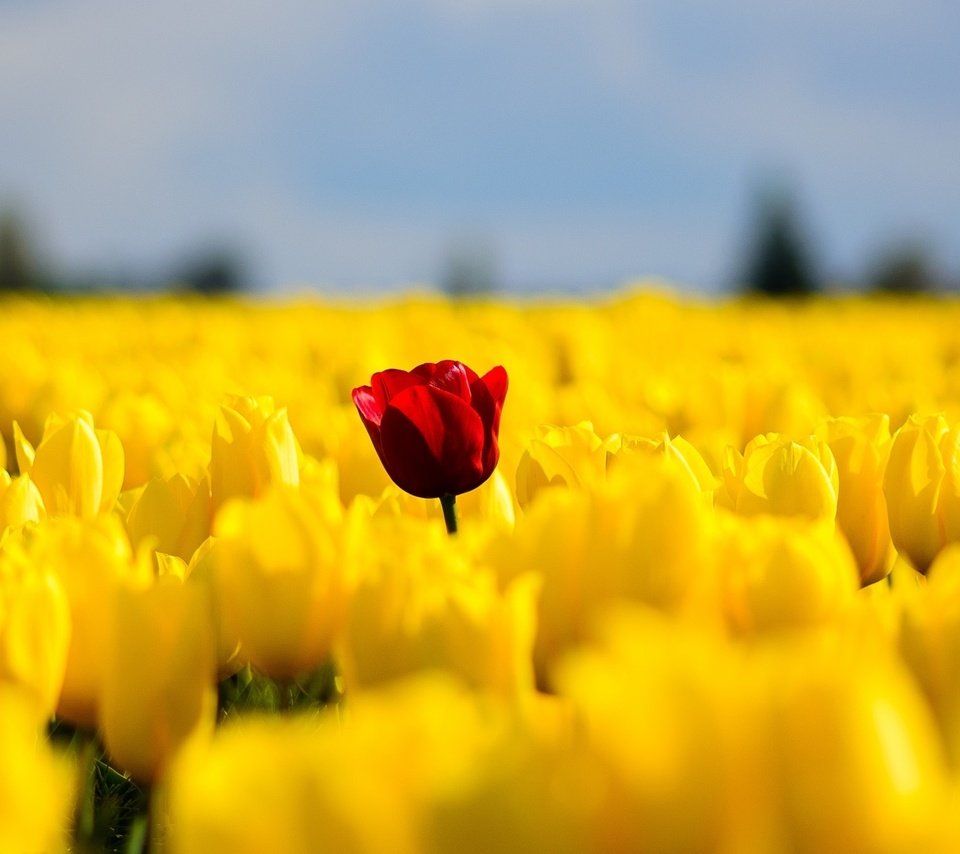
[352,360,508,501]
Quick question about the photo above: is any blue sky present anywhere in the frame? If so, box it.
[1,0,958,294]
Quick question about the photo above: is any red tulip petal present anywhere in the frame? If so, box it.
[481,365,508,408]
[472,367,508,433]
[411,362,441,382]
[470,366,508,476]
[371,369,424,410]
[380,385,486,498]
[458,362,481,384]
[352,386,383,427]
[351,386,386,461]
[411,360,474,400]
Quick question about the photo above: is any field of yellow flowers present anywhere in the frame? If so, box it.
[3,289,960,852]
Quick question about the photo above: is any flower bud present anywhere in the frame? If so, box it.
[717,514,859,636]
[14,411,124,518]
[339,515,536,696]
[213,488,350,680]
[184,538,242,678]
[612,432,718,498]
[515,422,617,509]
[883,413,960,573]
[762,644,948,853]
[554,609,735,853]
[100,576,217,783]
[209,395,301,515]
[817,414,893,585]
[98,391,176,488]
[23,515,148,727]
[0,472,45,529]
[125,472,211,563]
[165,676,485,854]
[898,545,960,768]
[491,458,709,686]
[727,433,839,520]
[0,547,70,718]
[0,686,74,853]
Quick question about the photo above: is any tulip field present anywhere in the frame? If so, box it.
[6,289,960,852]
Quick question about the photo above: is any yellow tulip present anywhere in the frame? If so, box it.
[22,515,149,727]
[98,390,176,488]
[14,411,124,518]
[729,433,839,520]
[320,405,393,504]
[605,459,712,610]
[612,432,718,497]
[339,515,537,697]
[165,716,404,854]
[165,674,489,854]
[717,514,859,636]
[0,686,74,853]
[883,413,960,573]
[713,444,746,511]
[0,472,45,529]
[897,545,960,769]
[0,545,71,718]
[761,643,949,853]
[424,704,589,854]
[554,608,737,853]
[491,457,709,686]
[515,422,617,509]
[817,414,893,585]
[757,380,829,440]
[209,395,301,515]
[213,487,350,680]
[125,472,211,563]
[100,576,217,783]
[185,538,243,677]
[453,467,518,530]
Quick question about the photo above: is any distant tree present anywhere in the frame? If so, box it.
[173,248,246,295]
[740,191,819,297]
[0,210,41,292]
[440,239,499,298]
[869,244,939,295]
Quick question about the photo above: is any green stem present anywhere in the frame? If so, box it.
[439,493,458,535]
[125,784,152,854]
[77,734,99,842]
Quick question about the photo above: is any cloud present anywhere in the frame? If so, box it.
[0,0,354,174]
[0,0,366,264]
[0,0,957,288]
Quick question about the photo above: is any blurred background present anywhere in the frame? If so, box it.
[1,0,958,297]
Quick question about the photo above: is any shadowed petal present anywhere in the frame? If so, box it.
[380,385,486,498]
[480,365,508,408]
[471,366,508,477]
